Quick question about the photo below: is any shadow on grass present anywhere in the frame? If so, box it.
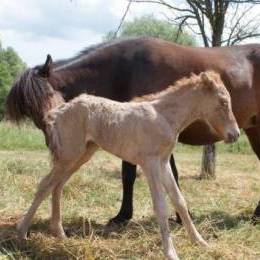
[0,209,256,259]
[194,209,253,230]
[0,214,180,259]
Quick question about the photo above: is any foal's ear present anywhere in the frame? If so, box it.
[38,54,53,77]
[201,72,215,90]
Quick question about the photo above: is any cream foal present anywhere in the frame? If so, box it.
[17,71,240,260]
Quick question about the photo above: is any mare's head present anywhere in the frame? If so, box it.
[5,55,64,130]
[199,71,240,143]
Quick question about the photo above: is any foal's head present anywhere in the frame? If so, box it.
[199,71,240,143]
[5,55,64,130]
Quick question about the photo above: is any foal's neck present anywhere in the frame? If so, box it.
[153,82,205,132]
[38,90,64,131]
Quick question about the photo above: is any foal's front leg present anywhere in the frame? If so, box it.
[50,165,79,239]
[142,159,179,260]
[50,180,68,239]
[160,161,208,247]
[51,145,98,238]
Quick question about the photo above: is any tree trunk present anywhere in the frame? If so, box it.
[200,144,216,179]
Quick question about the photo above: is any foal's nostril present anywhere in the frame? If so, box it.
[227,129,240,143]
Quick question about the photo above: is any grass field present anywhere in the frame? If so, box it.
[1,122,260,259]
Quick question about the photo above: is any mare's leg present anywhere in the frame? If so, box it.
[245,127,260,220]
[170,155,179,185]
[142,159,179,260]
[170,155,193,224]
[109,161,137,224]
[170,155,182,224]
[17,164,67,240]
[109,155,181,225]
[160,160,208,247]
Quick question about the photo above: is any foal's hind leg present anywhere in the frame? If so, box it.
[142,158,179,260]
[17,165,66,240]
[160,160,208,247]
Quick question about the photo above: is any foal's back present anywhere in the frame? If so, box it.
[46,94,171,165]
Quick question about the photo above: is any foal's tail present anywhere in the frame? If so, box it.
[45,113,61,162]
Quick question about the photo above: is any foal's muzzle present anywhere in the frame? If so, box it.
[225,129,240,143]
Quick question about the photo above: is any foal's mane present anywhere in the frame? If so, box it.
[132,71,221,102]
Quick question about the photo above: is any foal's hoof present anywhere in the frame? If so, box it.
[165,251,180,260]
[56,233,67,240]
[174,210,193,225]
[52,231,67,240]
[50,227,67,239]
[197,239,209,248]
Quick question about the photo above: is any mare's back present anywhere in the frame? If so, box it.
[65,37,250,101]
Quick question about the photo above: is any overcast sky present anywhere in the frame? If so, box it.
[0,0,171,66]
[1,0,259,67]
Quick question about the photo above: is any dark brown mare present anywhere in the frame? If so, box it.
[5,37,260,225]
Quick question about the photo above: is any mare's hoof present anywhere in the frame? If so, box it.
[17,227,28,241]
[252,202,260,225]
[107,214,131,227]
[175,214,182,225]
[17,220,28,240]
[251,214,260,225]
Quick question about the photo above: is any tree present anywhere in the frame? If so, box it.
[105,15,196,46]
[3,47,26,79]
[0,60,12,119]
[131,0,260,178]
[0,42,26,120]
[131,1,260,47]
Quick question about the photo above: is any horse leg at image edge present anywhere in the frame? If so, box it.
[245,127,260,221]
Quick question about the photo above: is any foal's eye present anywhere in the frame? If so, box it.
[220,100,228,107]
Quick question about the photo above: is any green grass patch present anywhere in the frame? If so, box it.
[0,121,258,259]
[0,121,253,155]
[0,121,45,151]
[0,150,260,259]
